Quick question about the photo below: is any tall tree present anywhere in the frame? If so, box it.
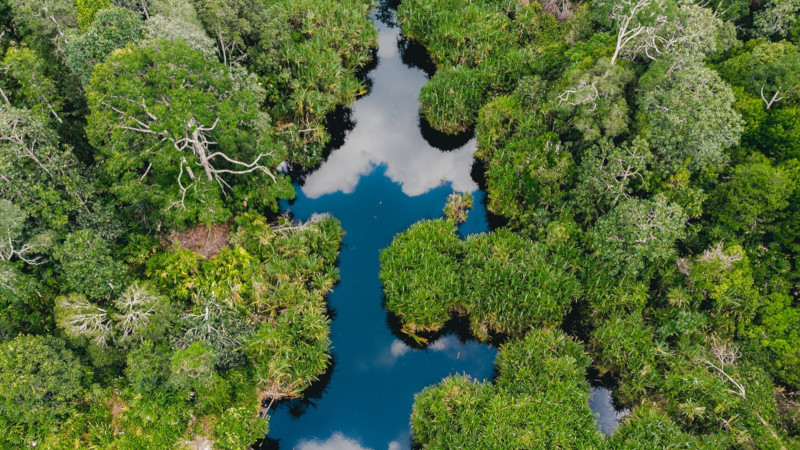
[638,60,743,173]
[86,39,291,227]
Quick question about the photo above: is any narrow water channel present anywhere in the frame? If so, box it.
[267,6,624,449]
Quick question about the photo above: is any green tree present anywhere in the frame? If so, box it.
[143,13,216,60]
[552,58,635,142]
[0,106,92,231]
[111,282,172,346]
[75,0,111,29]
[589,195,687,279]
[0,335,88,445]
[411,329,603,448]
[461,229,580,338]
[380,219,462,332]
[66,6,144,85]
[175,291,251,369]
[684,243,760,336]
[753,0,800,39]
[709,153,796,239]
[609,405,720,448]
[574,137,652,218]
[55,229,126,299]
[749,293,800,387]
[718,39,800,110]
[638,60,743,173]
[86,40,292,227]
[1,46,63,122]
[7,0,77,56]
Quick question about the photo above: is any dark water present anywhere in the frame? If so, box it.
[267,9,624,450]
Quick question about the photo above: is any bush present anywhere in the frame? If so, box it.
[462,229,580,338]
[381,221,580,339]
[419,65,489,134]
[411,329,602,448]
[380,219,461,332]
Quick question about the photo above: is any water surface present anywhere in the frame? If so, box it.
[268,16,496,450]
[267,9,625,449]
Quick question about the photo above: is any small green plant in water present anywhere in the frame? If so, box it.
[443,192,473,224]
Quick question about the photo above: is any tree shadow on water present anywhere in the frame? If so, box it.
[398,36,436,78]
[419,116,474,151]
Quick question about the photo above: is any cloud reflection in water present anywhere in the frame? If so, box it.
[300,21,479,199]
[296,432,405,450]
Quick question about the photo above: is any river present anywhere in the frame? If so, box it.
[266,5,625,449]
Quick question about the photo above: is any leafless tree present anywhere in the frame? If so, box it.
[113,282,168,344]
[56,294,113,346]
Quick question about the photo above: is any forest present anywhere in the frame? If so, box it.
[1,0,799,448]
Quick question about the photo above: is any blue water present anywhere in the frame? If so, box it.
[272,168,496,450]
[266,13,497,450]
[266,8,623,449]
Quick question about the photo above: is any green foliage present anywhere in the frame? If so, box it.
[146,213,343,404]
[419,66,488,134]
[656,346,784,445]
[475,91,574,223]
[589,195,687,279]
[411,329,603,448]
[0,335,88,446]
[175,291,250,369]
[1,46,63,121]
[708,153,796,240]
[551,58,634,142]
[638,59,743,174]
[66,6,144,85]
[87,39,293,227]
[186,0,377,166]
[168,340,217,394]
[7,0,78,55]
[684,243,760,336]
[76,0,111,29]
[761,106,800,161]
[461,229,580,338]
[749,293,800,387]
[0,106,92,231]
[718,39,800,110]
[381,220,579,339]
[398,0,566,134]
[608,405,720,448]
[143,12,216,60]
[443,192,473,224]
[0,261,50,338]
[591,312,658,404]
[574,137,652,218]
[55,229,127,299]
[380,219,461,332]
[752,0,800,39]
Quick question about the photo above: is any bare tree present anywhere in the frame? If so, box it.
[55,294,113,346]
[0,200,42,265]
[112,282,169,344]
[610,0,665,65]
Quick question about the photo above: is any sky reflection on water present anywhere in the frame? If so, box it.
[266,9,625,449]
[299,19,478,199]
[266,15,497,448]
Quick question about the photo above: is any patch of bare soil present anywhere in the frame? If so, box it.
[170,222,231,258]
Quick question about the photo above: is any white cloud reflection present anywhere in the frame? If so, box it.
[300,22,478,199]
[379,335,483,367]
[390,340,411,358]
[295,433,406,450]
[297,433,370,450]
